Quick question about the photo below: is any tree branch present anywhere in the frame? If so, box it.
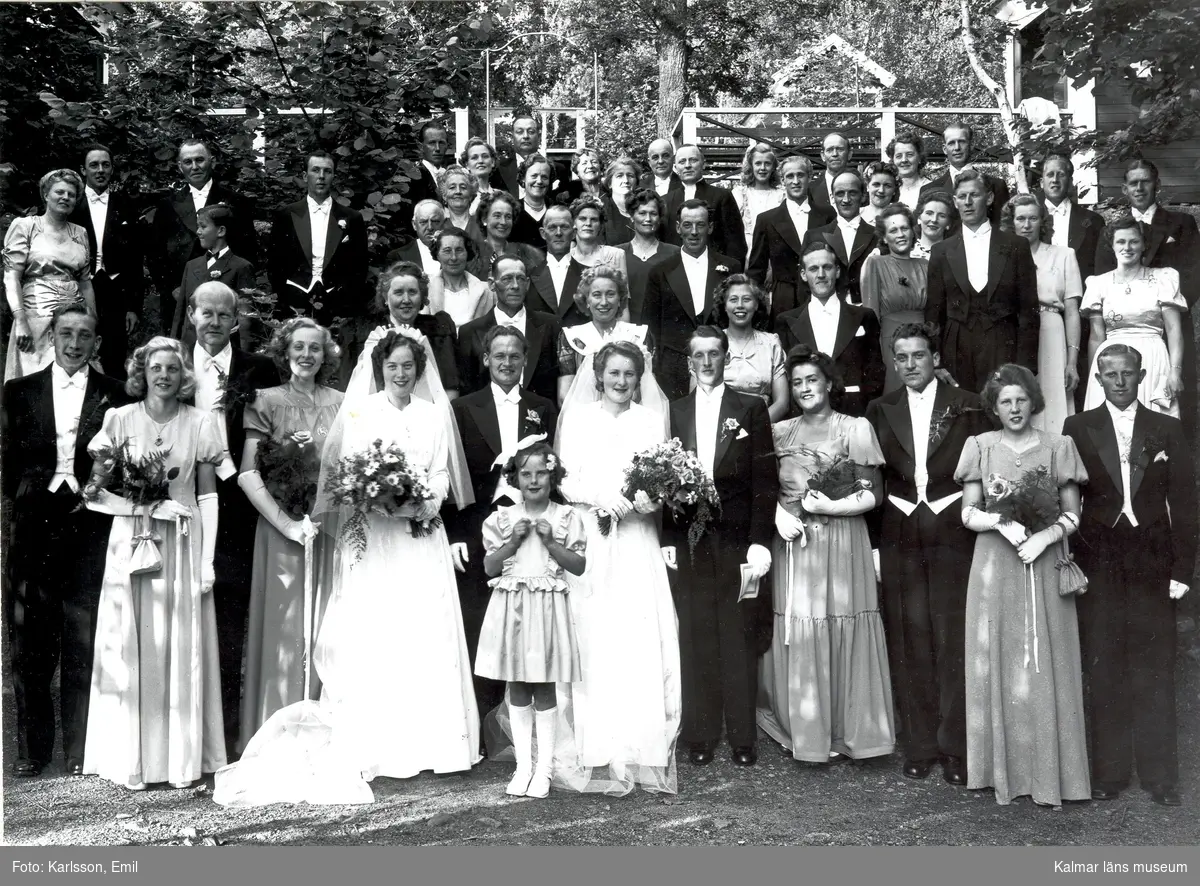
[960,0,1027,193]
[253,1,313,130]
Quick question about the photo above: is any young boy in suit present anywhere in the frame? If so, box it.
[172,203,255,344]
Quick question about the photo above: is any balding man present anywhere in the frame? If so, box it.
[146,139,258,334]
[640,138,683,198]
[388,199,447,275]
[919,123,1010,226]
[808,132,852,214]
[664,145,747,266]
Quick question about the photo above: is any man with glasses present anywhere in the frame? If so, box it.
[456,255,562,400]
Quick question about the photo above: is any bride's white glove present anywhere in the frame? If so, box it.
[598,494,633,521]
[774,503,805,542]
[198,492,219,594]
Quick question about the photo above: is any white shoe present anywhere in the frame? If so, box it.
[506,703,534,796]
[526,708,557,799]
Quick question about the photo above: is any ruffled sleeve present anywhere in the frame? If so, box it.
[954,435,984,484]
[1052,433,1088,487]
[87,405,124,457]
[844,416,885,467]
[243,387,275,435]
[1080,274,1106,317]
[481,507,511,556]
[1153,268,1187,312]
[555,504,588,555]
[195,410,229,467]
[3,216,33,276]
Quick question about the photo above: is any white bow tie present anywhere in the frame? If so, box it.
[89,191,108,205]
[1131,208,1153,223]
[58,375,86,391]
[839,217,860,230]
[496,314,521,328]
[202,356,224,374]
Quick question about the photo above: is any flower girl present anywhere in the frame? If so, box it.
[477,439,586,798]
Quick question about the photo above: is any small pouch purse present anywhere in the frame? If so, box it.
[128,508,164,576]
[1055,537,1087,597]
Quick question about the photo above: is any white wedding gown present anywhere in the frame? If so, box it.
[214,393,480,806]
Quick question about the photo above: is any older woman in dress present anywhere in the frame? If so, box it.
[860,204,929,393]
[1081,215,1186,418]
[460,138,503,214]
[510,153,555,250]
[373,260,459,398]
[562,147,604,202]
[1002,195,1082,434]
[887,131,928,209]
[732,144,784,251]
[860,162,900,226]
[439,165,484,242]
[758,345,895,765]
[618,189,679,323]
[601,157,641,246]
[427,229,493,329]
[4,169,96,379]
[83,337,228,790]
[469,191,545,280]
[569,195,628,281]
[911,191,957,260]
[954,364,1089,806]
[237,319,344,751]
[705,274,788,421]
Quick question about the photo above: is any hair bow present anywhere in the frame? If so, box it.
[490,433,548,469]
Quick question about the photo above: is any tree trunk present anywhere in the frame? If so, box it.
[657,0,687,139]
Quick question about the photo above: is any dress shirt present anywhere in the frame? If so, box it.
[416,239,441,275]
[189,179,213,215]
[695,383,725,480]
[307,195,333,281]
[421,159,440,181]
[206,245,229,268]
[1046,199,1072,249]
[946,164,968,184]
[823,171,836,199]
[654,176,672,197]
[493,306,527,338]
[808,295,841,356]
[683,183,697,201]
[1106,399,1140,527]
[962,221,992,293]
[49,363,88,493]
[680,249,710,316]
[85,186,109,272]
[1131,204,1157,226]
[860,206,879,226]
[784,197,813,240]
[491,383,522,502]
[837,215,862,260]
[887,379,964,517]
[545,251,572,303]
[194,342,236,479]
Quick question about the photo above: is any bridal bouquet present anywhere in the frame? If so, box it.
[256,431,321,521]
[596,437,720,555]
[324,438,441,561]
[794,445,873,522]
[983,465,1060,533]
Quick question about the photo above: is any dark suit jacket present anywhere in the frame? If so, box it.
[69,190,145,321]
[267,199,369,326]
[666,387,777,558]
[747,200,836,320]
[923,228,1039,370]
[1036,195,1104,282]
[1063,403,1197,584]
[866,382,989,506]
[638,171,684,197]
[664,180,748,267]
[527,257,589,327]
[391,162,442,241]
[802,219,880,307]
[448,386,557,547]
[455,309,562,402]
[807,172,836,214]
[146,182,258,301]
[775,298,885,417]
[642,249,740,400]
[384,237,442,276]
[920,170,1010,226]
[510,206,549,251]
[173,250,256,341]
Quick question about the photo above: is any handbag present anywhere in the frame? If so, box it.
[1054,537,1087,597]
[128,509,164,576]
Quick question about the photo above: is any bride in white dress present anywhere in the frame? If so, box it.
[214,328,479,805]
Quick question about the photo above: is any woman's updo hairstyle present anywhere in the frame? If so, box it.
[785,343,844,398]
[981,363,1045,416]
[592,340,646,393]
[501,440,567,491]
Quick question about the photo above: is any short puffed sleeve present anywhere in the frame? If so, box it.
[767,332,786,380]
[3,217,34,275]
[1152,268,1187,313]
[844,416,885,467]
[242,387,276,435]
[481,507,512,556]
[1079,274,1106,317]
[87,404,126,457]
[195,410,228,466]
[954,435,984,485]
[554,504,587,555]
[1051,433,1088,487]
[68,224,92,282]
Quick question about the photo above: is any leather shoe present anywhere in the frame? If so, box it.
[1091,784,1120,801]
[65,758,85,776]
[12,759,45,778]
[1148,786,1182,807]
[688,746,714,766]
[731,746,757,766]
[902,759,934,780]
[942,756,966,786]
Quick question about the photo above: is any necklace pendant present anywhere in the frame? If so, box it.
[1015,456,1022,467]
[154,435,163,446]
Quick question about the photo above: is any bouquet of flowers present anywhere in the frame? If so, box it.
[81,441,180,575]
[596,437,721,555]
[794,444,873,522]
[323,438,441,562]
[983,465,1060,533]
[215,366,257,415]
[256,431,322,521]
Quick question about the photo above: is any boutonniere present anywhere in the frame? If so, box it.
[572,337,587,351]
[209,269,221,279]
[337,218,347,230]
[75,394,112,438]
[525,410,542,429]
[721,417,748,441]
[215,366,257,416]
[898,276,910,288]
[714,264,731,274]
[1138,435,1167,467]
[928,401,981,448]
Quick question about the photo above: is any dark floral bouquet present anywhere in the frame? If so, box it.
[983,465,1060,532]
[794,444,873,522]
[324,437,441,562]
[256,431,322,521]
[81,440,179,507]
[215,366,257,415]
[596,437,721,555]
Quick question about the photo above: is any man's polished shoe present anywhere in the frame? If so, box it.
[942,756,967,786]
[12,759,45,778]
[902,759,934,780]
[1091,784,1121,801]
[65,758,85,776]
[688,746,714,766]
[731,746,757,766]
[1148,786,1182,807]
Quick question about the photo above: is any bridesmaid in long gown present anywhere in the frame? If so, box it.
[236,318,344,751]
[758,345,896,764]
[83,338,228,789]
[860,204,929,394]
[1002,195,1082,434]
[954,364,1090,806]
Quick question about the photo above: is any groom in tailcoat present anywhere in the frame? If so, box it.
[2,304,128,777]
[666,325,777,767]
[1063,344,1197,807]
[865,322,990,786]
[449,325,557,722]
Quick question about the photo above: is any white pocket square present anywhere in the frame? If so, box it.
[736,428,749,440]
[1167,235,1177,244]
[854,326,866,337]
[340,235,349,244]
[1155,451,1169,463]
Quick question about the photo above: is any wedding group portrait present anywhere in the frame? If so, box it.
[2,0,1199,863]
